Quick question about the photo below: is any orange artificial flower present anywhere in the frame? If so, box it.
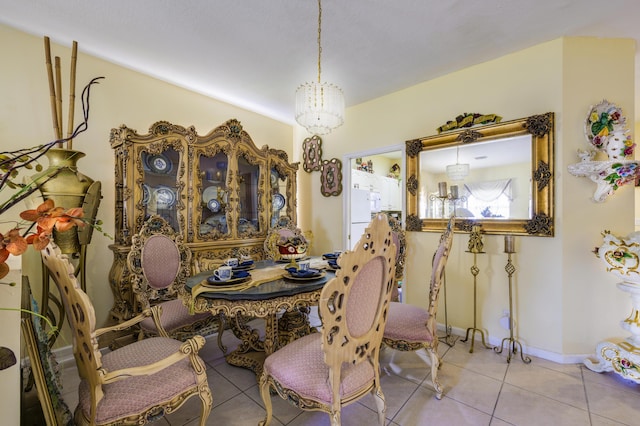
[0,228,29,258]
[26,226,53,250]
[20,199,66,232]
[55,207,86,232]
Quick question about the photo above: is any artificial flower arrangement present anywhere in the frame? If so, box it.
[0,199,85,279]
[0,76,104,280]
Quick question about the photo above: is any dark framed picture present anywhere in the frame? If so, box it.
[320,158,343,197]
[302,135,323,172]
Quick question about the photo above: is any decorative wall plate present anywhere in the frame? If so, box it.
[142,184,150,205]
[155,185,176,208]
[146,153,172,174]
[270,170,279,186]
[202,186,218,203]
[207,198,221,213]
[272,193,286,211]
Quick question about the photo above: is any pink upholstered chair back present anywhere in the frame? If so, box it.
[41,243,106,408]
[320,213,396,396]
[128,215,192,309]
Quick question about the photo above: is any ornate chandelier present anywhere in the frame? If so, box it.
[295,0,344,135]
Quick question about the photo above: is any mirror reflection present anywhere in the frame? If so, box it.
[420,136,531,220]
[406,113,554,236]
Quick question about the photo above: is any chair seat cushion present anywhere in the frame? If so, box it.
[78,337,202,424]
[263,333,375,405]
[140,298,211,334]
[383,302,433,343]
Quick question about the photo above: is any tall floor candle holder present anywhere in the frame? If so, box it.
[430,182,462,346]
[461,225,492,353]
[494,235,531,363]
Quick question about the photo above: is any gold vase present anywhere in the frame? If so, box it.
[39,149,94,254]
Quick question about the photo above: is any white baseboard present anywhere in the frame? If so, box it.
[437,324,591,364]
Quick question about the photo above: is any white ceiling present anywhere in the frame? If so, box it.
[2,0,640,124]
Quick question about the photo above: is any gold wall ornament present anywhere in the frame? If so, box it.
[524,112,553,137]
[524,213,553,236]
[406,174,418,196]
[456,129,483,144]
[405,139,422,158]
[533,160,552,190]
[320,158,342,197]
[405,214,423,232]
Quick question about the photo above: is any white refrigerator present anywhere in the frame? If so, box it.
[350,188,373,249]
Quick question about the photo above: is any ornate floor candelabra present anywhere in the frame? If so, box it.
[430,182,462,346]
[461,225,492,353]
[494,236,531,363]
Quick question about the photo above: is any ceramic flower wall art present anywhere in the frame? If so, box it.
[568,100,639,202]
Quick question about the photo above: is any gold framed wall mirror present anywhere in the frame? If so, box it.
[405,113,554,236]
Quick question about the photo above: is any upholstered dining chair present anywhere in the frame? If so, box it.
[127,215,218,341]
[258,213,397,426]
[381,216,454,400]
[41,242,212,425]
[388,216,407,302]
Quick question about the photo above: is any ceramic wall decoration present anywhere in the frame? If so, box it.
[585,230,640,383]
[320,158,343,197]
[302,135,323,172]
[567,100,639,202]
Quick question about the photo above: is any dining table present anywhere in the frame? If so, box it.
[185,257,335,377]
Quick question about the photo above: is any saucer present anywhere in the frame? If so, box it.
[207,270,251,285]
[284,270,326,281]
[285,267,322,278]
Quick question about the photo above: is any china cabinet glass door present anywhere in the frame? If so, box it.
[141,146,180,231]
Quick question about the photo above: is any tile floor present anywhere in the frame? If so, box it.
[25,317,640,426]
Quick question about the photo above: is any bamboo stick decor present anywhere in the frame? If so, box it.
[43,36,79,149]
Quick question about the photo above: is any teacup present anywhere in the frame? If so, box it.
[225,258,239,267]
[214,265,233,281]
[298,260,311,271]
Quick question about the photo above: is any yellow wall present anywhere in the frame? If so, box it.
[299,37,635,359]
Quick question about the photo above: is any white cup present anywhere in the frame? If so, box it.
[298,260,311,271]
[214,265,233,281]
[225,258,239,267]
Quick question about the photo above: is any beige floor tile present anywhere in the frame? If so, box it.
[585,378,640,425]
[443,339,509,381]
[359,371,423,419]
[379,347,432,384]
[436,362,503,415]
[204,393,281,426]
[494,383,590,426]
[393,385,492,425]
[287,401,389,426]
[244,382,309,425]
[582,365,640,394]
[504,361,588,409]
[590,413,629,425]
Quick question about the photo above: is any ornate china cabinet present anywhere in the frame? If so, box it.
[108,119,298,321]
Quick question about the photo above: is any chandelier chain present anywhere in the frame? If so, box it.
[317,0,322,83]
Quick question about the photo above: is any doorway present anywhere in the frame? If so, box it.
[342,144,405,250]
